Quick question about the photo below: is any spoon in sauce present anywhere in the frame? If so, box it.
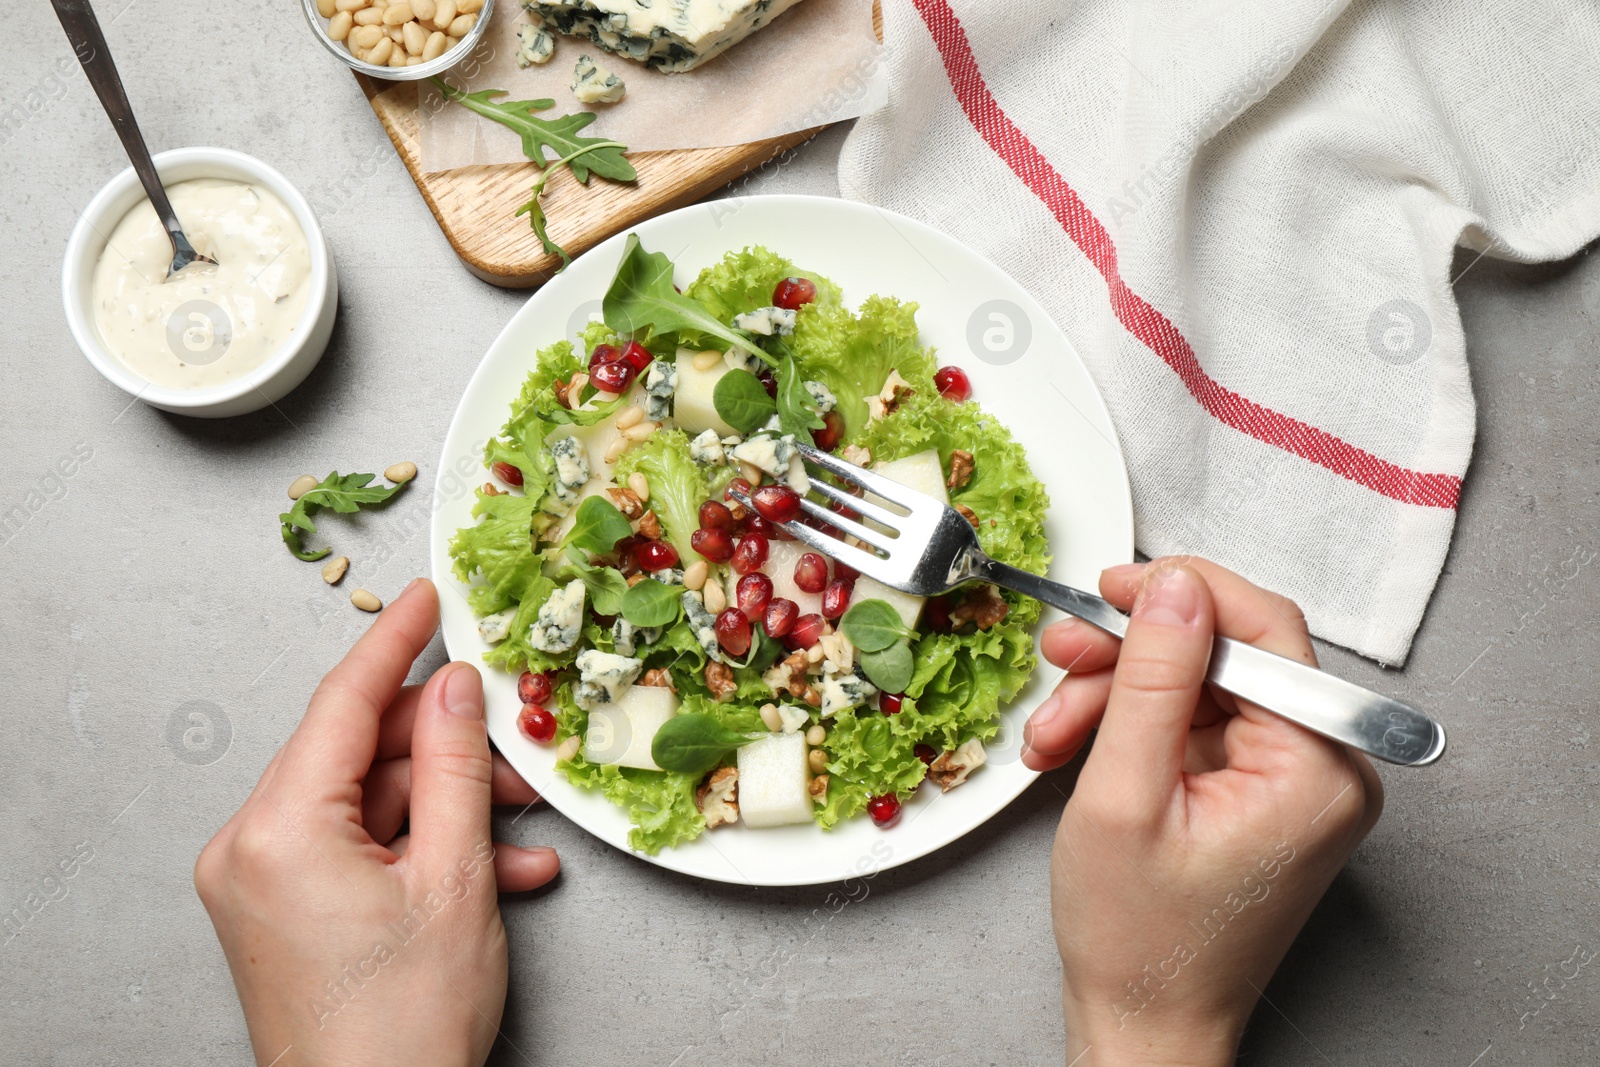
[51,0,216,278]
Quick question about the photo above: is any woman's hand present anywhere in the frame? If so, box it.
[1023,559,1384,1066]
[194,578,559,1067]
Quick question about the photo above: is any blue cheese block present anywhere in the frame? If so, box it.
[681,589,723,663]
[818,663,876,718]
[529,579,586,653]
[545,435,591,512]
[477,607,518,644]
[583,684,677,771]
[571,54,626,103]
[736,732,812,827]
[516,16,556,65]
[688,428,726,466]
[803,380,837,414]
[530,0,809,73]
[643,359,677,422]
[573,649,644,712]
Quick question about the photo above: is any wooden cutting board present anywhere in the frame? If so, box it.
[356,5,878,289]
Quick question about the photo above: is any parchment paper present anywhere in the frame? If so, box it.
[418,0,886,172]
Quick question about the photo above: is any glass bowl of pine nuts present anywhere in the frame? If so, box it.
[301,0,495,81]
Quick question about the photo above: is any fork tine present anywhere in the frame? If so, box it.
[803,477,904,528]
[794,496,897,552]
[795,442,917,508]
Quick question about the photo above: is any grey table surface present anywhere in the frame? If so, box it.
[4,5,1598,1066]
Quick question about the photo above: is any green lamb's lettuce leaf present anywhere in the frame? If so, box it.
[620,578,681,628]
[785,295,935,441]
[613,429,713,563]
[556,547,629,616]
[712,369,777,434]
[563,495,633,556]
[650,713,752,775]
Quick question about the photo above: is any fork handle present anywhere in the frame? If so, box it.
[971,558,1445,766]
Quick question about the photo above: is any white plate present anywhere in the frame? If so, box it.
[431,195,1133,886]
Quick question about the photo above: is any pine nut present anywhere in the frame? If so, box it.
[457,0,483,11]
[603,437,629,465]
[805,724,826,746]
[350,23,382,47]
[703,579,726,613]
[738,460,762,485]
[806,645,824,664]
[350,588,383,612]
[692,350,721,372]
[317,0,337,16]
[420,29,448,60]
[334,0,368,10]
[353,7,384,24]
[406,54,423,64]
[622,421,655,442]
[367,36,394,63]
[288,474,319,500]
[321,556,349,585]
[386,25,404,42]
[327,9,354,37]
[627,471,650,502]
[808,749,828,773]
[447,13,476,36]
[683,560,708,590]
[433,0,456,29]
[401,19,427,54]
[615,404,645,430]
[383,2,413,23]
[759,704,782,732]
[384,461,417,483]
[556,735,581,761]
[411,0,436,18]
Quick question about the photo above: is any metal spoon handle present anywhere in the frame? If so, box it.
[50,0,203,269]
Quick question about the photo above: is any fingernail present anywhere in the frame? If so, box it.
[1102,563,1146,581]
[402,577,426,596]
[442,663,483,720]
[1029,692,1063,733]
[1134,566,1201,627]
[1045,617,1079,638]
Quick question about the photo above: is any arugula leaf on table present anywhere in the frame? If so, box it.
[428,79,636,183]
[602,234,757,355]
[280,472,408,562]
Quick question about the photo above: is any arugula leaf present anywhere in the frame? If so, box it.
[621,578,681,628]
[428,78,635,183]
[562,495,633,556]
[840,599,914,653]
[562,547,629,615]
[280,472,408,562]
[544,393,626,426]
[517,136,630,269]
[712,369,777,435]
[859,640,914,694]
[775,353,825,439]
[650,713,752,776]
[602,235,755,354]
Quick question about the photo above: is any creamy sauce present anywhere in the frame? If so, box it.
[91,179,312,390]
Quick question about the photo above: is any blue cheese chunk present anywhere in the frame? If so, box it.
[681,589,723,664]
[732,306,796,337]
[573,649,644,711]
[477,607,518,644]
[803,380,837,414]
[530,0,807,73]
[689,428,726,466]
[729,433,798,478]
[643,359,677,422]
[546,435,590,510]
[611,616,639,657]
[529,579,586,654]
[515,16,556,65]
[818,664,877,718]
[649,567,686,586]
[571,54,625,104]
[722,346,760,373]
[777,705,810,734]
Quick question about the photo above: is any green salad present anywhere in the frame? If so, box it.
[450,235,1050,853]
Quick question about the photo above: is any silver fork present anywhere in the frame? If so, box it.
[729,442,1445,767]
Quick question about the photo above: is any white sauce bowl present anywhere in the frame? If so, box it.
[62,147,338,419]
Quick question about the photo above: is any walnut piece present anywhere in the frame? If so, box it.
[705,661,737,703]
[954,504,980,528]
[808,774,830,805]
[928,739,987,792]
[626,572,646,587]
[696,766,740,828]
[481,482,504,497]
[841,444,871,467]
[766,650,822,706]
[637,510,663,540]
[946,449,975,490]
[553,376,573,409]
[641,668,675,692]
[607,487,645,520]
[949,584,1009,630]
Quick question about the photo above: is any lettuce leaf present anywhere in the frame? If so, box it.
[787,295,935,441]
[822,707,927,800]
[614,430,712,563]
[448,491,544,616]
[683,246,842,324]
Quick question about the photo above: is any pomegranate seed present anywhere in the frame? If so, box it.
[588,343,621,370]
[731,533,769,575]
[829,498,861,523]
[915,744,938,766]
[621,340,654,372]
[793,552,829,594]
[715,608,752,657]
[690,526,734,563]
[764,597,798,638]
[772,276,817,310]
[832,560,859,584]
[740,513,776,540]
[821,578,853,620]
[736,572,774,621]
[867,793,902,828]
[491,461,523,487]
[923,595,954,633]
[636,539,680,571]
[784,612,827,650]
[935,366,972,402]
[517,671,553,707]
[812,409,844,452]
[699,499,735,530]
[518,705,557,744]
[757,367,778,398]
[724,477,752,520]
[880,692,904,715]
[590,358,637,395]
[752,484,802,524]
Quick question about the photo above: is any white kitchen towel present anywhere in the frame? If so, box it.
[838,0,1600,664]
